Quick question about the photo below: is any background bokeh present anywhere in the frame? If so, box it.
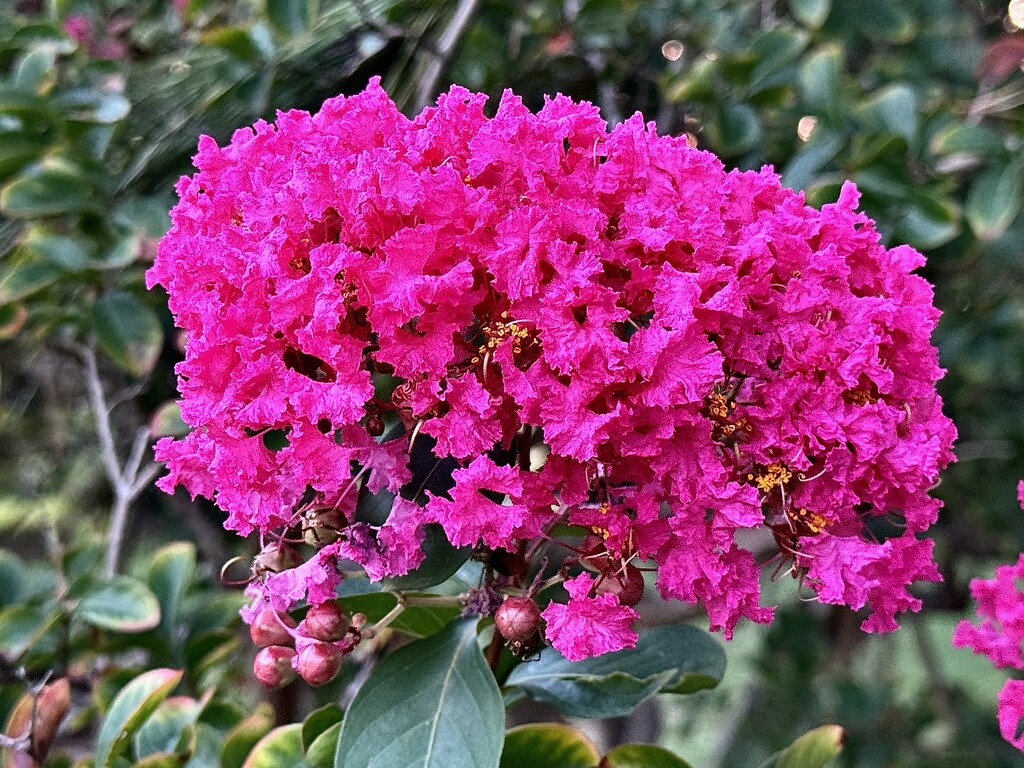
[1,1,1023,765]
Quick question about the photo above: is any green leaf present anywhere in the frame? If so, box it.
[0,161,98,217]
[893,196,961,250]
[798,45,842,124]
[380,524,472,591]
[94,669,183,768]
[75,576,161,633]
[334,618,503,768]
[0,259,64,304]
[856,84,918,145]
[789,0,831,28]
[266,0,315,35]
[54,89,131,124]
[758,724,844,768]
[856,0,915,43]
[147,542,196,640]
[709,102,761,158]
[244,724,309,768]
[0,603,61,659]
[0,134,45,181]
[749,26,808,90]
[503,625,725,719]
[220,704,275,768]
[12,45,57,94]
[499,724,599,768]
[150,401,189,438]
[301,705,342,752]
[781,129,843,190]
[966,164,1022,241]
[603,744,693,768]
[23,229,92,269]
[929,122,1005,158]
[92,291,164,377]
[305,723,341,768]
[133,696,200,759]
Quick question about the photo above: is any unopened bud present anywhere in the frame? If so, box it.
[351,612,367,630]
[249,608,296,648]
[303,602,349,642]
[495,596,542,645]
[595,564,645,607]
[366,414,385,437]
[295,641,344,686]
[253,646,297,689]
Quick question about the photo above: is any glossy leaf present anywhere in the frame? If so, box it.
[856,84,917,144]
[147,542,196,640]
[220,704,275,768]
[503,625,725,718]
[92,291,164,377]
[499,724,599,768]
[789,0,830,28]
[930,122,1005,157]
[0,162,97,217]
[0,604,60,660]
[710,102,761,157]
[334,618,503,768]
[966,163,1022,241]
[759,724,844,768]
[94,669,183,768]
[603,744,693,768]
[305,723,341,768]
[301,705,342,752]
[243,724,309,768]
[798,45,842,123]
[0,260,63,305]
[75,576,161,633]
[133,696,199,759]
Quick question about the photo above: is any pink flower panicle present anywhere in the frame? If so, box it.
[953,497,1024,752]
[149,79,955,662]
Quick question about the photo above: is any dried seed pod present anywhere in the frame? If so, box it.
[495,596,542,645]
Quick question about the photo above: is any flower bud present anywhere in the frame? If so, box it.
[295,641,344,686]
[595,564,645,607]
[366,414,385,437]
[495,596,542,645]
[303,601,349,642]
[249,608,296,648]
[253,646,297,689]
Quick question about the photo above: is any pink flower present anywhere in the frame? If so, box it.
[541,573,639,661]
[998,680,1024,751]
[953,552,1024,670]
[952,492,1024,752]
[149,78,955,658]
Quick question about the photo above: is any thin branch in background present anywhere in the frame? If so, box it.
[71,341,160,579]
[414,0,483,111]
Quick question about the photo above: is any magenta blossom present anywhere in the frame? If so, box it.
[953,507,1024,753]
[149,79,955,662]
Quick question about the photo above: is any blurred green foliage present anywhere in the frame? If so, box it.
[1,0,1023,766]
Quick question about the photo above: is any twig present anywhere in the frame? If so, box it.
[72,341,161,578]
[414,0,483,111]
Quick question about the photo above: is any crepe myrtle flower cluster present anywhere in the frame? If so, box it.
[952,483,1024,752]
[148,78,956,667]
